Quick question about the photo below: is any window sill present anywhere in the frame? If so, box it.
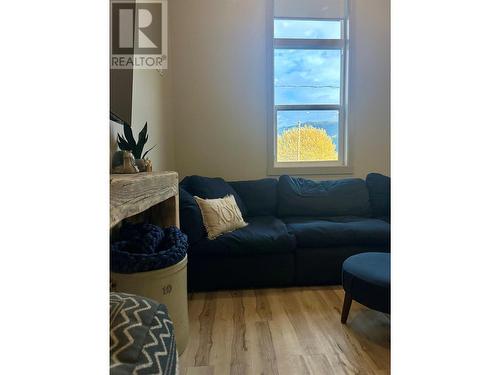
[267,164,353,176]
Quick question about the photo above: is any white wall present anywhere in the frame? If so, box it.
[170,0,269,180]
[170,0,389,180]
[348,0,390,178]
[130,5,176,172]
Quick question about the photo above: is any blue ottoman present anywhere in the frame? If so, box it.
[341,252,390,323]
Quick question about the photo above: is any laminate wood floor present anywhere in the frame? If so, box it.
[179,286,390,375]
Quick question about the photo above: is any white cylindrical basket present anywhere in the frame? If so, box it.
[111,255,189,355]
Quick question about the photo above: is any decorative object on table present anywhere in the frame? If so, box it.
[144,158,153,172]
[116,121,157,172]
[134,158,146,172]
[111,150,127,169]
[111,150,139,174]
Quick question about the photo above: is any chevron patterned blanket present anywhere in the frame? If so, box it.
[110,292,179,375]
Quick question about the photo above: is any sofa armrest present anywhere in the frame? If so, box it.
[179,187,206,245]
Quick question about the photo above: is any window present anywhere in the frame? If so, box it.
[269,17,350,174]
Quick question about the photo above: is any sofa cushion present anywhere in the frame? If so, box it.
[189,216,296,256]
[229,178,278,217]
[181,175,247,217]
[366,173,390,220]
[277,175,372,217]
[179,188,206,245]
[283,216,390,248]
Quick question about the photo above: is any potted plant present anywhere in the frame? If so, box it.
[117,122,156,172]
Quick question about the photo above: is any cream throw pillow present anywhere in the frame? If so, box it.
[194,195,248,240]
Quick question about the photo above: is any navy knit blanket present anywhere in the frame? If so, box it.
[111,222,188,273]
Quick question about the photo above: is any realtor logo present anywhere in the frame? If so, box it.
[111,0,167,70]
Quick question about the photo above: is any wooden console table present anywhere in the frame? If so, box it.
[109,171,189,354]
[110,171,179,229]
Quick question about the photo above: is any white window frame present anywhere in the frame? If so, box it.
[267,5,352,175]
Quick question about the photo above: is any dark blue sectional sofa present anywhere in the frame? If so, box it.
[180,173,390,292]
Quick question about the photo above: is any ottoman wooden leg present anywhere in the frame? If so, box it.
[341,292,352,324]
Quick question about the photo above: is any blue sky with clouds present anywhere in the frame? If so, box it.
[274,49,341,105]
